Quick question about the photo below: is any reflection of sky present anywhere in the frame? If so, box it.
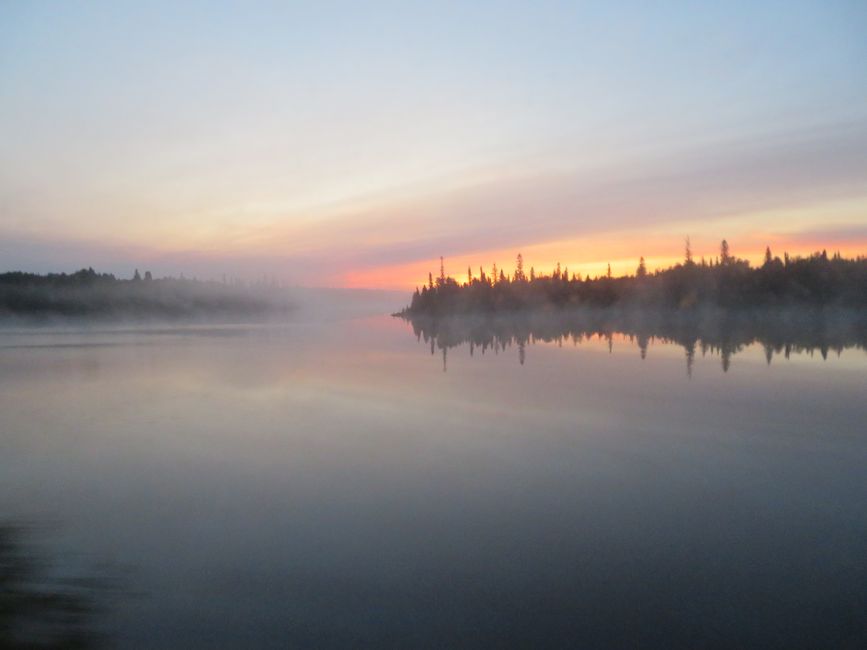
[1,2,866,287]
[0,316,866,646]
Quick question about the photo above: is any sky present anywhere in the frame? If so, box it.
[1,0,866,289]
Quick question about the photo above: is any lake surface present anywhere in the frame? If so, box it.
[1,310,866,648]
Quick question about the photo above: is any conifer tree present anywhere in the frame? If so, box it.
[515,253,525,281]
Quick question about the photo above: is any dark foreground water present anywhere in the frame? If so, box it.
[1,312,866,648]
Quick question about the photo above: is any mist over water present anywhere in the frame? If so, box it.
[1,303,866,648]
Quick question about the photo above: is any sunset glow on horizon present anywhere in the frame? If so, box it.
[2,2,865,290]
[345,243,867,292]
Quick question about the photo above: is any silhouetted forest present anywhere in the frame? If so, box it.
[400,243,867,316]
[0,268,293,321]
[403,308,867,374]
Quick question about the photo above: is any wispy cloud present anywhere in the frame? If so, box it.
[3,119,865,287]
[259,119,867,278]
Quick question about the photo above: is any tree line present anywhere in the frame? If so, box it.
[0,268,292,319]
[399,241,867,316]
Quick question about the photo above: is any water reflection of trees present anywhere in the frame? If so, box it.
[401,309,867,374]
[0,523,116,648]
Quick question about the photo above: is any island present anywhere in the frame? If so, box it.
[395,241,867,371]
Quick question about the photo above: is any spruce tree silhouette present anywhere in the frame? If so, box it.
[397,241,867,318]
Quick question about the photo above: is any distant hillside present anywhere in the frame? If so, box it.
[0,268,293,321]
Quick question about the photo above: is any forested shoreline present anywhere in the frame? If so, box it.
[399,242,867,316]
[0,268,292,320]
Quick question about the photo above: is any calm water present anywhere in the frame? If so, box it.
[1,311,866,648]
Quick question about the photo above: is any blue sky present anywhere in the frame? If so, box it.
[1,1,866,286]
